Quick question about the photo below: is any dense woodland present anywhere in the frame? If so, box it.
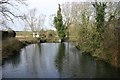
[1,0,120,68]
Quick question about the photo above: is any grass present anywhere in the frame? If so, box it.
[2,34,39,60]
[16,31,78,42]
[2,38,26,59]
[16,36,39,43]
[2,37,39,60]
[16,31,32,37]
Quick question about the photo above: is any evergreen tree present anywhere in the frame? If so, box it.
[54,4,66,42]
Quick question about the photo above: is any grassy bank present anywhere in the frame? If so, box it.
[2,38,26,59]
[2,36,69,62]
[2,38,38,60]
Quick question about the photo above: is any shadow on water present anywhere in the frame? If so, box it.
[79,53,120,78]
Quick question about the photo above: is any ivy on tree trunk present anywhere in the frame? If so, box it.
[92,2,107,48]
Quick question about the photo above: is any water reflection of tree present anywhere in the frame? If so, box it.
[3,52,21,67]
[31,44,41,77]
[37,44,41,55]
[55,43,65,73]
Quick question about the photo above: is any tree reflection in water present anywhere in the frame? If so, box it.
[2,51,21,68]
[55,43,65,73]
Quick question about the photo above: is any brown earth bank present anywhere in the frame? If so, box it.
[2,38,38,61]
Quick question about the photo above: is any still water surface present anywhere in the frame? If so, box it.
[2,43,120,78]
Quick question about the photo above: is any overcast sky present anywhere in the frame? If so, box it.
[27,0,74,30]
[13,0,94,31]
[12,0,78,31]
[11,0,119,31]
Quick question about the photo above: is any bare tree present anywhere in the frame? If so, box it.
[62,2,71,39]
[23,8,46,32]
[49,14,56,28]
[0,0,27,30]
[62,2,71,28]
[23,8,37,32]
[37,14,46,30]
[106,2,120,21]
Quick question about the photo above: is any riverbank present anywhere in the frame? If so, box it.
[2,36,63,61]
[2,36,62,61]
[75,44,120,69]
[75,19,120,69]
[2,38,38,60]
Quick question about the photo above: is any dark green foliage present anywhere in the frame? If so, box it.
[92,2,107,48]
[8,29,16,37]
[78,2,107,57]
[54,4,66,41]
[78,2,107,55]
[2,29,16,40]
